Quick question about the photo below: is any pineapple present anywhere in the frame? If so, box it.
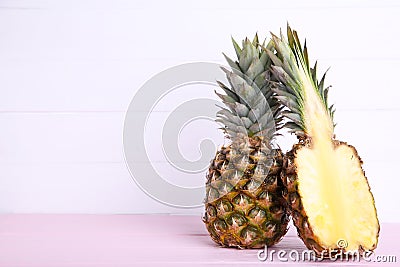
[203,35,290,248]
[265,26,380,256]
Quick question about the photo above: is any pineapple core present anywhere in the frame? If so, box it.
[295,77,378,251]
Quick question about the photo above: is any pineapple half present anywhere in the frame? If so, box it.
[266,26,379,256]
[203,36,290,248]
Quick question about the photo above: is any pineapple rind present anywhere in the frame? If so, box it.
[204,141,289,248]
[283,140,380,257]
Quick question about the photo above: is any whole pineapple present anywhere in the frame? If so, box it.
[203,36,289,249]
[265,26,379,256]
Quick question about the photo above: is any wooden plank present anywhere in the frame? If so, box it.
[0,215,397,266]
[0,110,398,164]
[0,111,399,219]
[0,162,205,215]
[0,1,399,112]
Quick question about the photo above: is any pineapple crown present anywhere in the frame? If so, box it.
[216,35,283,143]
[266,25,335,137]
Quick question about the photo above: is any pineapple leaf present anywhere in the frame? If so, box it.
[231,37,242,59]
[252,33,259,46]
[275,95,300,112]
[259,50,269,68]
[216,107,242,125]
[323,86,331,108]
[254,71,270,91]
[284,121,303,133]
[246,57,264,80]
[233,102,250,117]
[303,39,310,70]
[311,61,318,89]
[241,117,253,128]
[272,85,297,102]
[215,33,283,141]
[318,70,327,93]
[223,53,242,74]
[249,111,274,133]
[282,111,303,126]
[215,90,236,104]
[267,25,336,136]
[248,106,264,122]
[239,39,257,71]
[216,81,239,102]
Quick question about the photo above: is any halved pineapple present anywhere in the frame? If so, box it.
[266,26,379,256]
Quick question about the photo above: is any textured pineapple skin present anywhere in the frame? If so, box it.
[203,139,289,249]
[282,138,380,257]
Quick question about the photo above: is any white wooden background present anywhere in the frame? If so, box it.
[0,0,399,221]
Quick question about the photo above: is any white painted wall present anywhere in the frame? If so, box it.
[0,0,399,221]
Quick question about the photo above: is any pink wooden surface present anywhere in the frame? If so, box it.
[0,215,397,266]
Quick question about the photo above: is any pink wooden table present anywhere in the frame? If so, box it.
[0,215,397,266]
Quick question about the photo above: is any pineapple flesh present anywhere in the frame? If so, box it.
[203,36,289,248]
[266,26,380,255]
